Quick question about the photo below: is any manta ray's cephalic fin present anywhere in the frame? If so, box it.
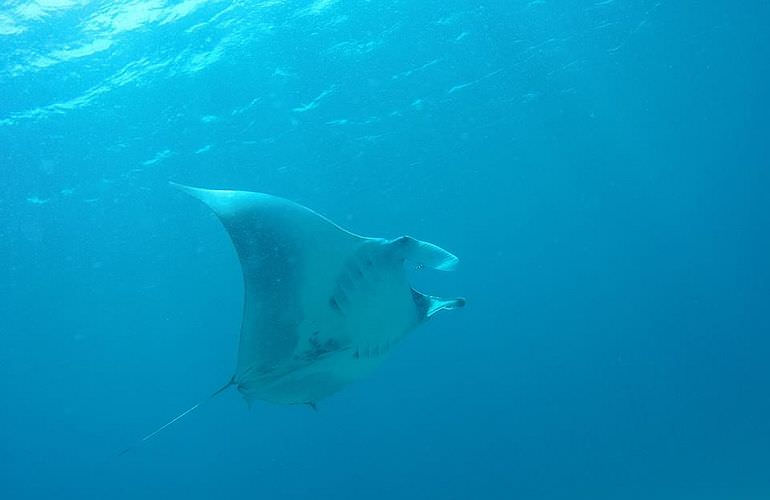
[411,290,466,320]
[391,235,459,271]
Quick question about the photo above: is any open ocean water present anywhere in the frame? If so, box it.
[1,1,769,499]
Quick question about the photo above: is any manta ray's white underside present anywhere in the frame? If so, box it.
[175,183,465,406]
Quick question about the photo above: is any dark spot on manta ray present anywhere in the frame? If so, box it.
[300,334,342,361]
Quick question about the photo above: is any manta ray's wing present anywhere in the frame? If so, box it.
[172,183,364,382]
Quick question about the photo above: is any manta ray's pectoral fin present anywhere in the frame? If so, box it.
[391,235,459,271]
[411,289,466,320]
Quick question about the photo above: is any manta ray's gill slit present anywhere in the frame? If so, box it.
[352,340,393,359]
[330,257,375,311]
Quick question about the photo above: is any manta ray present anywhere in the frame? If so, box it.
[129,184,465,448]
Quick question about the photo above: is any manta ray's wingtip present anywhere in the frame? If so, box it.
[169,181,226,209]
[170,182,257,222]
[169,181,201,196]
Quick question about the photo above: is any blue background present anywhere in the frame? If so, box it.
[1,1,769,498]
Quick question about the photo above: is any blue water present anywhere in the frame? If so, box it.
[2,1,769,498]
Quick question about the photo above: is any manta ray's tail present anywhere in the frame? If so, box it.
[118,378,235,456]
